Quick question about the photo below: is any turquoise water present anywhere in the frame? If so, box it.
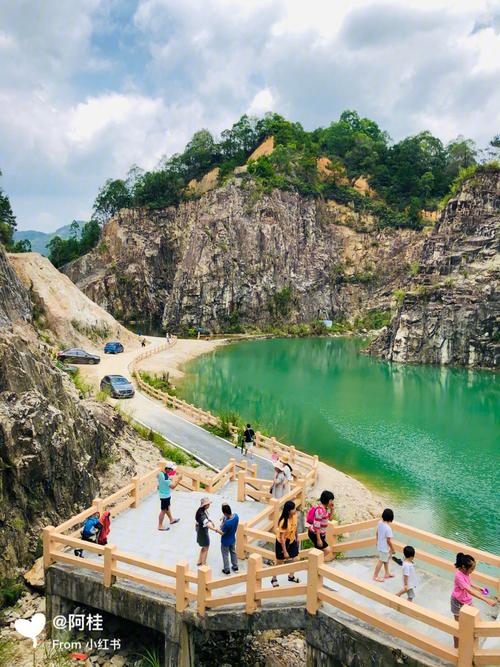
[178,337,500,554]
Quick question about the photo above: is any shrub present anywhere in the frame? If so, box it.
[71,369,93,397]
[204,410,243,439]
[139,371,176,395]
[393,289,406,306]
[0,579,24,609]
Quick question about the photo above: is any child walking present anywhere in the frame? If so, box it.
[396,546,417,601]
[373,508,395,582]
[451,552,496,648]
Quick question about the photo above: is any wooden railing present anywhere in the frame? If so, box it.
[128,340,319,487]
[43,456,500,667]
[43,340,500,666]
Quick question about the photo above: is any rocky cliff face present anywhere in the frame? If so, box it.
[64,182,424,329]
[369,169,499,368]
[0,245,157,577]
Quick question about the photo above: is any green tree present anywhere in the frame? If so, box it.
[446,137,478,179]
[10,238,31,253]
[93,179,132,223]
[0,169,16,247]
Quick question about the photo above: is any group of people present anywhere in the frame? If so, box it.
[75,454,496,643]
[372,507,496,643]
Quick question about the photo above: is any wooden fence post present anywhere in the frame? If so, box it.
[270,498,281,533]
[326,520,338,560]
[457,605,479,667]
[92,497,104,515]
[255,431,261,448]
[245,554,263,614]
[43,526,55,569]
[237,470,247,502]
[270,437,277,455]
[236,521,247,559]
[131,476,140,508]
[306,549,324,614]
[296,478,306,509]
[103,545,116,587]
[240,460,248,471]
[229,458,236,481]
[250,463,257,478]
[290,445,296,463]
[176,561,188,612]
[192,473,201,491]
[197,566,211,617]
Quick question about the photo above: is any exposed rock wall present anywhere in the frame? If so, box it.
[0,245,157,576]
[63,182,423,330]
[369,170,500,368]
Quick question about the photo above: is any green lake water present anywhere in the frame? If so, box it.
[178,337,500,554]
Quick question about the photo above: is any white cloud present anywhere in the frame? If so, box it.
[248,89,276,115]
[1,0,499,232]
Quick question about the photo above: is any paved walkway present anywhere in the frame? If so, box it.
[116,390,275,478]
[79,337,274,478]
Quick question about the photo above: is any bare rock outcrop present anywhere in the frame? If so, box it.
[369,168,499,368]
[63,182,423,331]
[0,244,157,576]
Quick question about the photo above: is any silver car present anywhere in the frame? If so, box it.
[100,375,135,398]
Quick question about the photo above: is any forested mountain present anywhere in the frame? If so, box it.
[51,111,498,269]
[13,221,85,256]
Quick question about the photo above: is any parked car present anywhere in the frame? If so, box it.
[104,341,124,354]
[100,375,135,398]
[57,348,100,365]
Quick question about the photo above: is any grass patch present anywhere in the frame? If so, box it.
[0,578,24,610]
[203,410,243,439]
[0,639,16,667]
[138,648,161,667]
[139,371,176,395]
[352,309,392,331]
[71,319,111,342]
[70,369,93,397]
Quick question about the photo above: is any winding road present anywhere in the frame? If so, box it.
[82,338,275,478]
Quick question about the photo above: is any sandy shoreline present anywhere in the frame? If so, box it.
[137,336,228,380]
[137,337,384,523]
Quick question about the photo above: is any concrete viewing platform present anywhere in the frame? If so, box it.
[43,451,500,667]
[83,483,266,578]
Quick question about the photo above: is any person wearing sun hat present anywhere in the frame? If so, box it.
[279,454,293,495]
[195,497,222,566]
[157,462,180,531]
[270,461,287,499]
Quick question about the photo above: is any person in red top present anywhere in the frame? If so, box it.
[307,490,335,560]
[451,553,496,648]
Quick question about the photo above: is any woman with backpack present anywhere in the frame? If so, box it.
[306,490,335,559]
[271,500,301,587]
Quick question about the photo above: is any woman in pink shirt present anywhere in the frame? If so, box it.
[451,552,496,648]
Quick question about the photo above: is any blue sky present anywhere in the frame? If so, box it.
[1,0,499,232]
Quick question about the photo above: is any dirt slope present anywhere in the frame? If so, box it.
[7,252,138,351]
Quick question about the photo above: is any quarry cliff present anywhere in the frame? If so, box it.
[62,168,499,369]
[369,168,499,368]
[63,181,424,332]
